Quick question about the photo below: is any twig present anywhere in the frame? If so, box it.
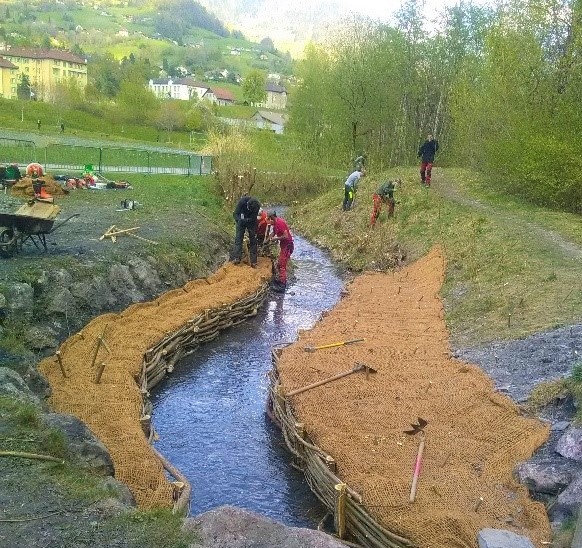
[0,510,64,523]
[0,450,64,464]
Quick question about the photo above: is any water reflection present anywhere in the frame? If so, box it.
[151,236,345,526]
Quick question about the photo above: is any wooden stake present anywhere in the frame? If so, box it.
[103,227,140,237]
[125,232,159,245]
[334,483,347,539]
[99,225,116,240]
[90,323,108,370]
[55,351,67,378]
[94,361,107,384]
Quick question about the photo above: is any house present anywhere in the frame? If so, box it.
[0,47,87,100]
[230,49,241,56]
[148,78,212,101]
[117,28,129,38]
[258,82,288,110]
[251,110,287,134]
[0,57,18,99]
[211,87,235,106]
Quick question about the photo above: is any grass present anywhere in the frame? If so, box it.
[0,396,196,547]
[291,167,582,345]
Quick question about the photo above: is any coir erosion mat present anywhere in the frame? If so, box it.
[276,246,550,548]
[39,259,272,508]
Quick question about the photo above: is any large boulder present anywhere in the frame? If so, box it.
[556,428,582,461]
[0,367,41,406]
[551,475,582,522]
[3,282,34,318]
[516,461,574,496]
[70,276,118,312]
[184,505,345,548]
[128,257,162,293]
[477,528,535,548]
[108,264,144,303]
[41,413,114,476]
[24,325,59,351]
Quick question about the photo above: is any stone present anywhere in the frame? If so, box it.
[477,528,535,548]
[551,475,582,522]
[21,366,51,400]
[99,476,136,507]
[185,505,345,548]
[128,257,162,293]
[0,367,41,406]
[556,427,582,461]
[516,462,573,495]
[108,264,144,303]
[46,287,76,316]
[70,276,117,312]
[48,268,73,288]
[551,421,571,432]
[41,413,114,476]
[23,325,59,351]
[4,282,34,317]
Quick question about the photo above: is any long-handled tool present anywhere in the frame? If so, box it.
[286,362,376,397]
[304,338,365,353]
[405,418,428,503]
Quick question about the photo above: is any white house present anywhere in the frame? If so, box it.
[148,78,212,101]
[251,110,287,134]
[257,83,288,110]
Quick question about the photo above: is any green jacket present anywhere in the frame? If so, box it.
[377,181,395,199]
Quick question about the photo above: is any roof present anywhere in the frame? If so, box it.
[175,78,210,90]
[266,82,287,94]
[0,57,18,69]
[1,48,86,64]
[212,87,235,101]
[253,110,287,126]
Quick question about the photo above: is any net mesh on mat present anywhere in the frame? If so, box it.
[39,260,272,508]
[276,246,550,548]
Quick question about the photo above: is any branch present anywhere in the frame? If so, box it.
[0,450,65,464]
[0,510,65,523]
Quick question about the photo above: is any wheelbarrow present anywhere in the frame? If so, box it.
[0,201,79,257]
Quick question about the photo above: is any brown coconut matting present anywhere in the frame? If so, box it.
[39,259,271,509]
[273,246,550,548]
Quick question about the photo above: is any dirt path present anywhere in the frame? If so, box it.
[433,176,582,260]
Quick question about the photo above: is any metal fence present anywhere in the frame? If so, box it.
[0,138,212,176]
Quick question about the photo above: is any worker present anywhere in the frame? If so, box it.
[267,211,294,292]
[342,169,365,211]
[354,153,367,171]
[232,195,261,268]
[256,208,268,247]
[370,179,400,227]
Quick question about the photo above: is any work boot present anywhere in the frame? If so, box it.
[233,259,241,265]
[270,280,287,293]
[251,263,257,268]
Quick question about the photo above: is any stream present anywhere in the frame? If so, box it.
[150,235,345,527]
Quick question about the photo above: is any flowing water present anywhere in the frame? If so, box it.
[151,235,345,527]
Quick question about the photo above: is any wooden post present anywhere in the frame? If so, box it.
[334,483,347,539]
[140,415,152,438]
[90,324,108,369]
[94,361,107,384]
[295,422,305,467]
[55,351,67,378]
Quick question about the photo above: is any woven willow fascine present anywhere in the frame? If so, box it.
[39,260,271,510]
[270,247,550,548]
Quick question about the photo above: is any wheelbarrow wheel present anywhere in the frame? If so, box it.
[0,226,16,258]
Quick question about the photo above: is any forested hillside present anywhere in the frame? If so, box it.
[289,0,582,213]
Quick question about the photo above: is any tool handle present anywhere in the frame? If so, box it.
[305,338,366,352]
[409,437,425,503]
[286,368,356,396]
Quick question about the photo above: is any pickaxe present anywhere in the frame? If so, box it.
[286,362,377,397]
[404,418,428,503]
[304,338,365,353]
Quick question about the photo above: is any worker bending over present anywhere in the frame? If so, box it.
[343,169,365,211]
[267,211,294,292]
[370,180,399,227]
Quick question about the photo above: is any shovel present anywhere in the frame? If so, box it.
[304,338,365,353]
[286,362,376,397]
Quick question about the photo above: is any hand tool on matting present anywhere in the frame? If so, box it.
[304,338,365,353]
[286,362,377,397]
[404,418,428,503]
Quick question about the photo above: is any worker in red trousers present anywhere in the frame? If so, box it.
[266,211,294,292]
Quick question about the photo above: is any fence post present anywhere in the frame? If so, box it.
[187,155,191,177]
[147,152,151,174]
[199,156,203,176]
[99,148,103,173]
